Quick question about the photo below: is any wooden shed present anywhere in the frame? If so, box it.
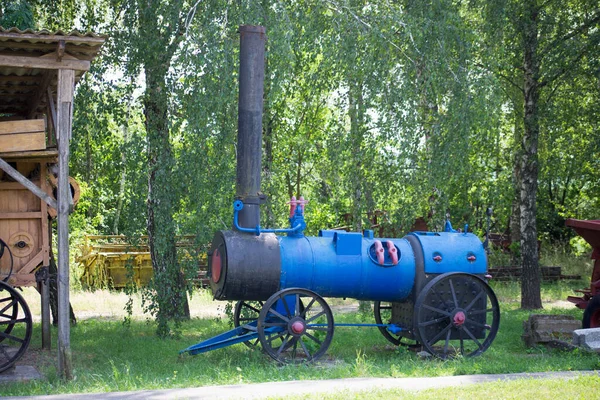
[0,27,105,378]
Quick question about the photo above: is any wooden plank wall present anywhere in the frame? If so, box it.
[0,119,46,153]
[0,161,48,287]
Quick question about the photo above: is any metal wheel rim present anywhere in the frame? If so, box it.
[257,288,334,364]
[0,292,18,344]
[0,281,33,373]
[413,272,500,359]
[234,300,263,348]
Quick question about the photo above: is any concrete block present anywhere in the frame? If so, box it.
[522,314,581,347]
[573,328,600,352]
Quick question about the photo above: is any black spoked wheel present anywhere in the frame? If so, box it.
[234,300,263,348]
[257,288,334,364]
[413,272,500,359]
[0,281,32,373]
[373,301,418,347]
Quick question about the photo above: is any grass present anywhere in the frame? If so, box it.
[2,279,599,397]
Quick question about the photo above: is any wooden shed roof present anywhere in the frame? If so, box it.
[0,27,106,118]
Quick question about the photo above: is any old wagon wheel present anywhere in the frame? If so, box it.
[257,288,334,364]
[373,301,418,347]
[0,281,33,373]
[413,272,500,359]
[234,300,263,348]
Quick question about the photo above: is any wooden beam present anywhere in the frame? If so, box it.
[57,41,66,61]
[47,87,58,139]
[0,54,90,71]
[57,68,74,380]
[0,157,57,209]
[0,119,44,134]
[0,212,44,219]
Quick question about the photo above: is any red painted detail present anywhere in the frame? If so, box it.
[374,240,385,264]
[467,255,476,262]
[211,248,222,283]
[291,321,305,334]
[591,309,600,328]
[453,311,466,326]
[288,196,297,218]
[287,195,309,217]
[386,240,399,265]
[433,255,442,262]
[298,196,308,212]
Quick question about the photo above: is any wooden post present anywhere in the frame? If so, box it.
[41,163,51,350]
[57,68,74,380]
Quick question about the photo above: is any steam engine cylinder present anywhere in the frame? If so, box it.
[208,229,487,302]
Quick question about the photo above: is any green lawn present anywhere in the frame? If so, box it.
[2,281,599,397]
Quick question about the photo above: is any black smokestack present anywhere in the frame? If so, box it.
[235,25,266,230]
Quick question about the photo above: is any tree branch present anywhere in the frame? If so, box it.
[540,10,600,57]
[475,62,524,95]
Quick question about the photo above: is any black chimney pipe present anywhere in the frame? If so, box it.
[235,25,266,230]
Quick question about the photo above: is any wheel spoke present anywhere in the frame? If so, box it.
[0,299,16,315]
[421,304,452,317]
[241,302,261,314]
[462,325,484,350]
[426,321,453,347]
[469,307,496,316]
[280,296,292,318]
[418,315,448,327]
[443,327,452,354]
[464,318,490,330]
[264,321,286,327]
[302,298,317,316]
[295,295,300,317]
[0,331,24,343]
[265,331,286,345]
[267,307,290,323]
[306,310,326,323]
[299,337,312,360]
[464,290,485,312]
[449,279,459,308]
[304,331,322,346]
[277,334,291,356]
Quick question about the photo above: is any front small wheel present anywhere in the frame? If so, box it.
[257,288,334,364]
[233,300,263,348]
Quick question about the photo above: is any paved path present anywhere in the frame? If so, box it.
[4,370,599,400]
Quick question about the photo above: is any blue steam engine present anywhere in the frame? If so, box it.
[181,26,500,363]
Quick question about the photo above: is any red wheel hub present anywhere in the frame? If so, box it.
[211,248,222,283]
[453,311,466,326]
[291,321,305,334]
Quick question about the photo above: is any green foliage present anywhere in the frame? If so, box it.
[0,0,34,29]
[29,0,598,324]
